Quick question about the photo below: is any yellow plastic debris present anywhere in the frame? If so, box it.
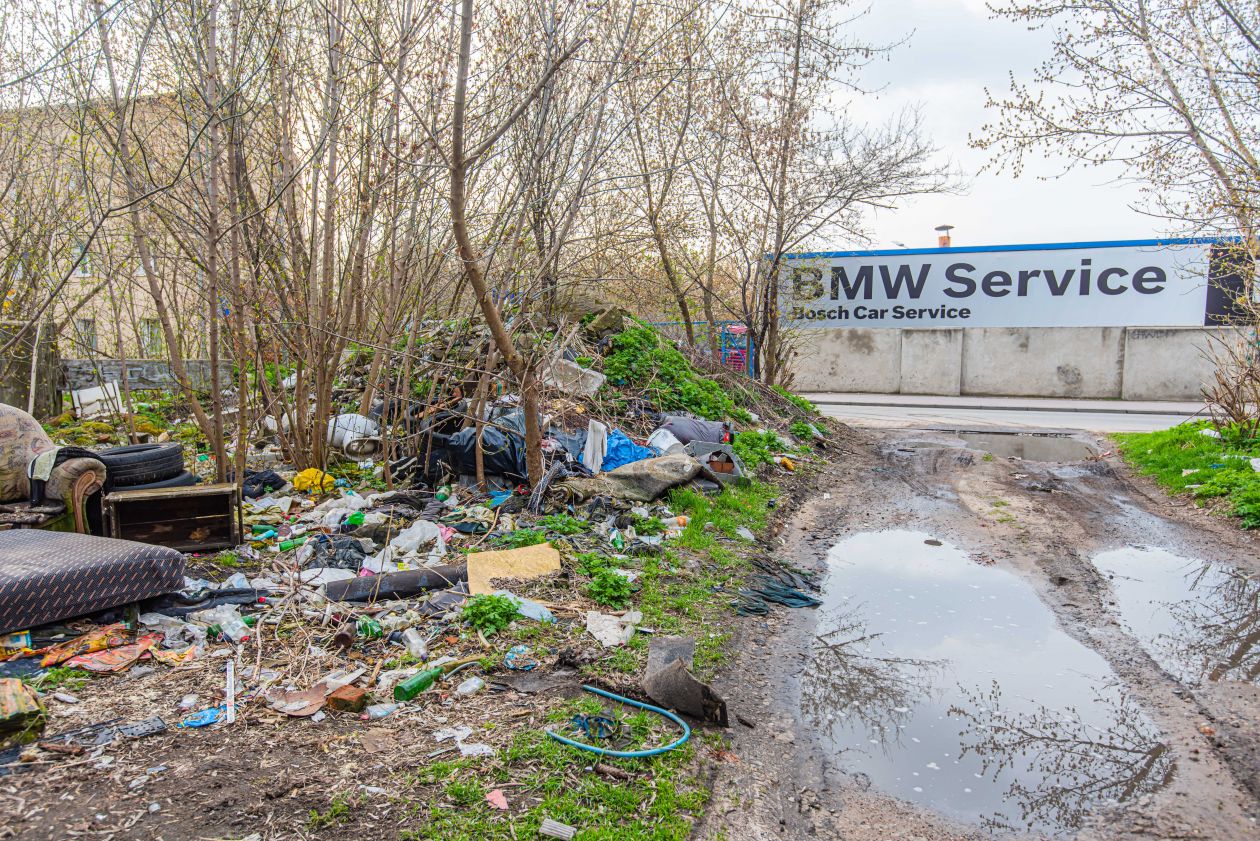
[0,679,46,750]
[293,468,335,493]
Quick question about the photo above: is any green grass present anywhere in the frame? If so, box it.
[773,384,818,415]
[209,551,240,567]
[308,792,356,829]
[1114,421,1260,528]
[731,430,782,469]
[586,568,634,608]
[396,712,707,841]
[537,513,591,535]
[26,666,90,693]
[492,528,549,549]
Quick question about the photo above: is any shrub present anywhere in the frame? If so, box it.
[587,569,633,608]
[462,594,521,634]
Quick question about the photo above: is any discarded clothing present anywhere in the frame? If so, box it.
[581,420,609,474]
[734,579,822,615]
[27,446,97,505]
[658,415,731,445]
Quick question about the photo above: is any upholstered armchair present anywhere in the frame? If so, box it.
[0,403,107,534]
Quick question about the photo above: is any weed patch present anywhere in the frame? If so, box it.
[1114,421,1260,528]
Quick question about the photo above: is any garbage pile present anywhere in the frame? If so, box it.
[4,317,825,786]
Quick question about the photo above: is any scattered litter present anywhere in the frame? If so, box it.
[0,679,45,749]
[540,817,578,840]
[504,644,538,671]
[455,676,485,696]
[586,610,643,647]
[642,636,728,726]
[177,706,227,729]
[486,788,509,810]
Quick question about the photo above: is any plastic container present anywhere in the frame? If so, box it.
[217,613,253,644]
[363,702,400,720]
[455,676,485,696]
[273,534,311,552]
[401,628,428,659]
[393,667,443,701]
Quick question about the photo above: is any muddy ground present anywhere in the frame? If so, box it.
[4,422,1258,841]
[699,423,1260,841]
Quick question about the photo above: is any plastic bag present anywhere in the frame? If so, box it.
[601,430,655,471]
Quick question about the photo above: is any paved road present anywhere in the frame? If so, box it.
[802,393,1208,433]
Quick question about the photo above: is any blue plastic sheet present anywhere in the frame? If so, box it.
[599,430,654,472]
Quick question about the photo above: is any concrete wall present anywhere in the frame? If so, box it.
[900,329,962,395]
[791,326,1224,401]
[961,328,1125,398]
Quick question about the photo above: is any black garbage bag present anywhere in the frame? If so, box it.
[242,469,285,499]
[305,534,368,570]
[444,410,530,481]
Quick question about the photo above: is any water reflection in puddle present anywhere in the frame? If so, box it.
[1093,547,1260,684]
[804,530,1172,835]
[957,432,1095,462]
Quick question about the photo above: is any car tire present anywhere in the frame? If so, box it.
[97,443,185,486]
[117,469,199,491]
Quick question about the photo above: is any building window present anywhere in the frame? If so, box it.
[72,243,92,277]
[140,318,164,357]
[75,318,97,352]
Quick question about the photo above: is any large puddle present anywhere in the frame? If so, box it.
[957,431,1095,462]
[1093,547,1260,685]
[804,530,1173,835]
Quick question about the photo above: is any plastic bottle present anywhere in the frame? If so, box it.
[435,484,452,502]
[393,666,444,701]
[216,612,253,644]
[363,702,401,720]
[357,615,383,639]
[455,676,485,696]
[207,613,257,641]
[401,628,428,659]
[272,534,311,552]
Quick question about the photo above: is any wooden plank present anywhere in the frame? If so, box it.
[104,483,239,503]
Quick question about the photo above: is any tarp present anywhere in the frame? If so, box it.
[600,430,655,472]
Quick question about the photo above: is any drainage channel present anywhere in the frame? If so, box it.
[803,530,1173,835]
[1093,546,1260,685]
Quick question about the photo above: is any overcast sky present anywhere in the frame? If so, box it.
[847,0,1156,250]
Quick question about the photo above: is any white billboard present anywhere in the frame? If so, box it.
[781,239,1222,329]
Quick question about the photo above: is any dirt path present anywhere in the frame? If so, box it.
[698,423,1260,841]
